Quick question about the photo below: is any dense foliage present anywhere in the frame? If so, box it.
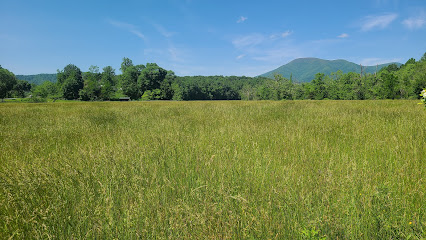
[2,53,426,101]
[0,66,18,100]
[256,58,426,101]
[172,75,266,100]
[49,53,422,101]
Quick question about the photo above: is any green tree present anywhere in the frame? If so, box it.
[79,65,101,101]
[101,66,116,85]
[311,73,326,100]
[33,81,59,98]
[120,57,133,74]
[135,64,146,73]
[141,89,162,100]
[138,63,167,96]
[405,58,416,65]
[171,82,183,100]
[160,70,175,100]
[381,71,398,99]
[256,83,275,100]
[57,64,83,100]
[381,63,399,72]
[100,66,116,100]
[121,66,141,99]
[240,85,257,100]
[276,74,294,100]
[420,52,426,62]
[12,80,32,98]
[0,67,18,100]
[412,60,426,97]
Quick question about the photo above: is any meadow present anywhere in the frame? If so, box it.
[0,100,425,239]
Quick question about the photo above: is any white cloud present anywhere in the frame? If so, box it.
[168,47,180,62]
[270,30,293,40]
[402,16,426,29]
[153,23,176,38]
[231,31,357,67]
[360,13,398,31]
[231,33,307,63]
[167,46,188,63]
[231,33,355,66]
[337,33,349,38]
[237,16,248,23]
[108,20,147,41]
[236,54,246,60]
[144,45,189,64]
[281,30,293,38]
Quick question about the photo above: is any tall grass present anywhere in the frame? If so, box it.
[0,100,425,239]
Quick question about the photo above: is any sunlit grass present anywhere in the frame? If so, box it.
[0,100,425,239]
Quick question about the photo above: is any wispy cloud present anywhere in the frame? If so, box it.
[144,44,190,64]
[402,14,426,29]
[237,16,248,23]
[360,13,398,31]
[232,34,266,49]
[232,33,305,63]
[270,30,293,40]
[337,33,349,38]
[167,46,188,63]
[153,23,176,38]
[108,20,147,41]
[281,30,293,38]
[231,32,351,65]
[236,54,246,60]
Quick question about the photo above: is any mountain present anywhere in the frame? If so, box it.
[259,58,401,82]
[16,73,57,85]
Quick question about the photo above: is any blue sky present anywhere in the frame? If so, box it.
[1,0,425,76]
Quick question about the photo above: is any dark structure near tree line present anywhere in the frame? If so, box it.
[119,97,130,101]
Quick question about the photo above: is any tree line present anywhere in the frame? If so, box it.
[1,53,426,101]
[251,55,426,101]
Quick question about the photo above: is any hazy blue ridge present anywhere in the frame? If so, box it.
[16,73,57,85]
[259,58,402,82]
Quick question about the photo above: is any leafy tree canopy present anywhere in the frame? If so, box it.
[138,63,167,95]
[121,65,141,100]
[120,57,133,74]
[57,64,83,100]
[421,52,426,62]
[0,67,18,100]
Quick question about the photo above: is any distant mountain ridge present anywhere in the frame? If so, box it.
[16,73,57,85]
[260,58,401,82]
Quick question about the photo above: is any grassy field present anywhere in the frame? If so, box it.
[0,100,425,239]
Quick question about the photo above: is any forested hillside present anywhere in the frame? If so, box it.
[260,58,401,82]
[16,74,56,85]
